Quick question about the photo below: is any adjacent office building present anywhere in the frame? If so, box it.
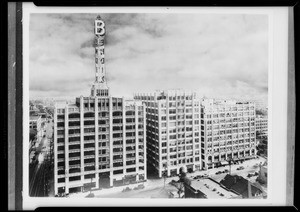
[255,115,268,138]
[29,115,43,142]
[53,16,147,195]
[201,99,257,170]
[134,92,257,177]
[134,90,202,177]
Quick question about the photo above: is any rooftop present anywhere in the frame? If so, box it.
[189,178,240,199]
[30,115,41,121]
[220,174,263,198]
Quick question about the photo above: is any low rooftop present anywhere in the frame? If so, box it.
[30,115,41,121]
[189,178,240,199]
[220,174,263,198]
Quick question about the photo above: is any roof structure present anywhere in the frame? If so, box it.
[30,115,41,121]
[220,174,263,198]
[189,178,240,199]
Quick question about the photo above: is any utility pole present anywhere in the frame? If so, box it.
[227,156,233,175]
[163,163,168,188]
[90,177,93,194]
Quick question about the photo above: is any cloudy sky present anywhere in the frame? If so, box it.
[29,13,268,104]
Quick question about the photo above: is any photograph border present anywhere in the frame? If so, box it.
[5,1,298,210]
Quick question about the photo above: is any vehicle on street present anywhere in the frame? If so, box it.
[122,187,132,192]
[133,184,145,190]
[237,166,245,170]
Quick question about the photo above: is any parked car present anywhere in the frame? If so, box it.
[224,169,229,173]
[237,166,245,170]
[215,171,222,175]
[122,187,132,192]
[138,184,145,189]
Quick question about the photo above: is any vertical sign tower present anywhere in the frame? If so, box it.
[91,15,109,97]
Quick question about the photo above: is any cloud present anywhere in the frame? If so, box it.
[29,13,268,105]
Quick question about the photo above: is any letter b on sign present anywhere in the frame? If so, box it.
[95,20,105,36]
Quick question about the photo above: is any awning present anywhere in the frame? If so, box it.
[220,161,229,165]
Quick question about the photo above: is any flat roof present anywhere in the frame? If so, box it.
[189,178,239,199]
[30,115,41,120]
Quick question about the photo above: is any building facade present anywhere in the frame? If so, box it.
[53,16,147,195]
[134,92,257,177]
[29,115,43,142]
[134,90,202,177]
[255,115,268,138]
[201,99,257,170]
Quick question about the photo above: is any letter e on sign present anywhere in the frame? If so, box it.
[95,20,105,36]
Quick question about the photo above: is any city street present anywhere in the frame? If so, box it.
[69,156,267,198]
[29,118,54,197]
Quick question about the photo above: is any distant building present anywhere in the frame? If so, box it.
[253,99,267,111]
[45,106,55,117]
[201,99,257,170]
[255,115,268,138]
[184,177,241,199]
[220,174,264,198]
[134,90,202,177]
[29,115,43,142]
[30,102,40,116]
[53,16,147,195]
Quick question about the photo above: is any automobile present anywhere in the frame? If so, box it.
[138,184,145,189]
[122,187,132,192]
[133,184,145,190]
[86,193,94,198]
[169,179,177,185]
[215,171,222,175]
[237,166,244,170]
[224,169,229,173]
